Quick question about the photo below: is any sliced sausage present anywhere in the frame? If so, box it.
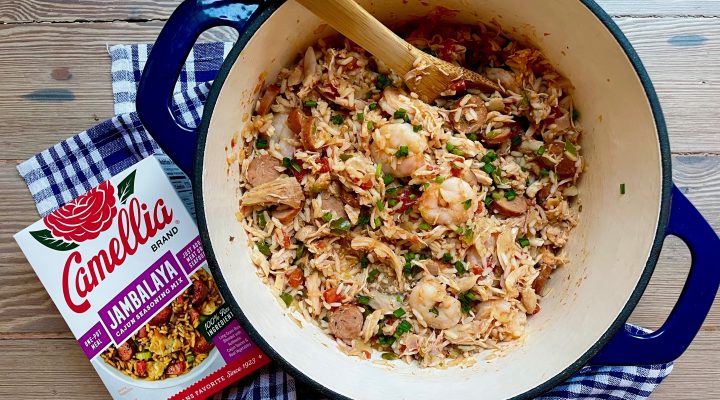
[338,186,360,208]
[540,142,577,178]
[192,333,214,354]
[117,340,135,361]
[165,361,187,376]
[137,326,148,339]
[328,305,364,340]
[148,306,172,326]
[256,84,280,116]
[272,204,302,224]
[483,124,522,145]
[287,108,306,134]
[532,264,553,293]
[320,191,348,219]
[191,279,209,306]
[492,197,528,217]
[246,154,283,187]
[451,95,488,135]
[135,360,148,377]
[537,184,552,203]
[299,115,322,151]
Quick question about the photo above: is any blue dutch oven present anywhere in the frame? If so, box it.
[137,1,720,398]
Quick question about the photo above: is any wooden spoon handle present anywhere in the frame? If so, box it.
[294,0,417,76]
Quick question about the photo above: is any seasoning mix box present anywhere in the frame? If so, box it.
[15,155,268,399]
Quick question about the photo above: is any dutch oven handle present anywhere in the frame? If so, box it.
[591,185,720,365]
[136,0,275,177]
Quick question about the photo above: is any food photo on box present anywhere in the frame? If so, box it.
[4,0,720,399]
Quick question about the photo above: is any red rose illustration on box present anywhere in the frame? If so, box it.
[30,171,136,250]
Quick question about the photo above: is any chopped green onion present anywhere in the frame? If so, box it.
[442,253,453,263]
[419,221,431,231]
[383,174,394,185]
[564,141,578,160]
[511,135,522,146]
[487,129,502,139]
[256,241,271,257]
[199,315,209,323]
[303,100,317,107]
[295,243,305,259]
[367,121,376,131]
[463,199,473,210]
[463,291,478,301]
[463,228,474,244]
[446,143,456,152]
[505,189,517,201]
[540,168,550,177]
[186,355,195,364]
[423,182,430,190]
[367,268,380,282]
[468,132,478,141]
[331,114,345,125]
[376,74,390,90]
[376,200,385,211]
[620,183,626,195]
[257,212,267,229]
[434,176,445,184]
[356,112,364,122]
[357,295,371,305]
[375,163,382,178]
[518,237,530,247]
[482,163,496,174]
[386,187,398,196]
[394,320,412,338]
[358,212,370,227]
[388,199,398,207]
[394,108,408,120]
[381,352,399,360]
[279,292,293,306]
[484,196,494,207]
[374,217,381,228]
[282,157,302,172]
[481,150,497,163]
[377,335,395,346]
[369,102,379,110]
[340,154,353,161]
[492,191,503,200]
[135,351,152,360]
[413,124,423,132]
[322,212,334,222]
[255,138,269,149]
[360,255,370,268]
[395,145,409,157]
[330,218,352,233]
[429,307,439,316]
[455,261,466,274]
[393,308,406,318]
[536,145,546,156]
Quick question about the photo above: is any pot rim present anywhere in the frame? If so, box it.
[193,1,673,398]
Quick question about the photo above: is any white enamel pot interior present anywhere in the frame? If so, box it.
[196,0,670,398]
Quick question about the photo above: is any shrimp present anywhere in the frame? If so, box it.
[417,177,478,225]
[369,122,427,177]
[409,278,461,330]
[270,113,299,158]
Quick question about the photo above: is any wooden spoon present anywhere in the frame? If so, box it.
[294,0,503,103]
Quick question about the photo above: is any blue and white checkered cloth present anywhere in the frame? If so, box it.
[16,40,673,399]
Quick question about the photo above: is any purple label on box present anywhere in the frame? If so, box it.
[176,235,207,275]
[78,322,112,360]
[213,320,253,363]
[98,251,190,345]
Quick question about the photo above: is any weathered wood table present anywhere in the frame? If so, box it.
[0,1,718,398]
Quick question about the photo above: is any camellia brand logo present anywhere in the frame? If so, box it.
[29,170,175,313]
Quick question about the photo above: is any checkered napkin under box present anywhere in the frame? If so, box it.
[16,41,673,399]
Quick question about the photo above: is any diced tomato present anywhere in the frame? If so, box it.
[448,79,467,93]
[293,169,307,182]
[282,232,291,249]
[287,268,305,288]
[135,360,148,377]
[360,180,373,190]
[384,316,397,326]
[471,266,483,275]
[323,288,344,304]
[394,189,418,214]
[318,157,330,173]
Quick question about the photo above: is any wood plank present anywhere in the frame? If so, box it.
[0,0,180,23]
[0,18,718,159]
[0,339,107,399]
[1,0,718,23]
